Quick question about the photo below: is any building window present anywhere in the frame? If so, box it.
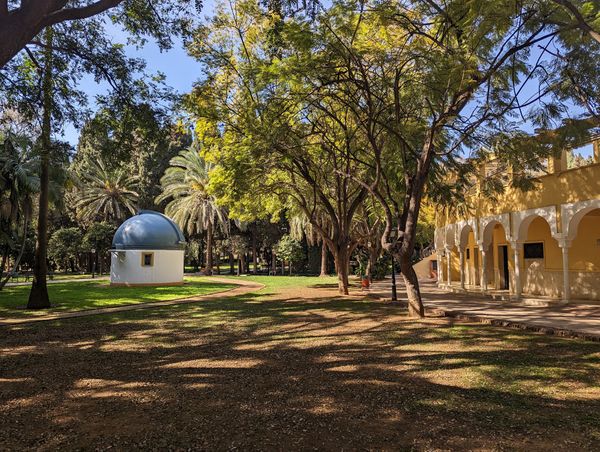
[141,252,154,267]
[466,249,470,259]
[523,242,544,259]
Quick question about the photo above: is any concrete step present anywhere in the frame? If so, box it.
[518,297,565,307]
[447,286,511,302]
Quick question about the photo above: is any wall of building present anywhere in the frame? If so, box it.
[110,249,184,286]
[442,211,600,300]
[519,217,560,297]
[434,144,600,301]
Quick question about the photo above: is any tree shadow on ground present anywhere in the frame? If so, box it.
[1,289,599,450]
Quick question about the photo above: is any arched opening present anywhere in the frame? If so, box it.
[567,208,600,300]
[481,220,512,291]
[520,216,561,298]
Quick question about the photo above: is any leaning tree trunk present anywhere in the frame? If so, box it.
[27,27,53,309]
[205,220,213,276]
[319,241,328,277]
[396,140,435,318]
[399,252,424,317]
[0,216,29,290]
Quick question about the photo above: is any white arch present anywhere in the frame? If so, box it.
[511,206,558,243]
[479,213,511,247]
[454,218,478,250]
[563,198,600,241]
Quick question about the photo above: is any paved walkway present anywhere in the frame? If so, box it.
[0,277,264,326]
[5,276,110,287]
[367,278,600,340]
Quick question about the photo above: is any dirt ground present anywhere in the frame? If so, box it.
[1,280,599,451]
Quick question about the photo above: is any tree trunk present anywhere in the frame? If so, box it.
[205,220,213,276]
[271,250,276,275]
[366,248,378,281]
[289,260,292,276]
[240,253,246,274]
[0,1,126,70]
[399,253,424,317]
[216,252,221,275]
[251,227,257,274]
[27,27,53,309]
[332,246,350,295]
[395,141,434,318]
[229,252,234,275]
[319,240,328,277]
[0,216,29,290]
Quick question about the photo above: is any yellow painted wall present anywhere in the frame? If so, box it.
[570,213,600,271]
[438,162,600,231]
[438,156,600,300]
[463,231,479,286]
[445,212,600,300]
[521,217,562,297]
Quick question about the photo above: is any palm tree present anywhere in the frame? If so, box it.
[71,157,139,224]
[0,138,39,289]
[156,147,227,276]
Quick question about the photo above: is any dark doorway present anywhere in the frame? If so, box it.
[499,245,509,290]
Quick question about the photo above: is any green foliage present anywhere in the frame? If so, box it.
[0,137,38,236]
[74,107,191,211]
[156,146,228,236]
[48,227,83,270]
[185,239,202,270]
[274,234,304,266]
[82,222,116,253]
[229,235,250,257]
[70,157,139,224]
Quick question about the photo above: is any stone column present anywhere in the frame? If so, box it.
[480,246,488,293]
[511,242,522,300]
[445,246,453,288]
[459,249,465,290]
[558,240,571,303]
[436,251,443,287]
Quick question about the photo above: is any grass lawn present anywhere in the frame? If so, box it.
[1,276,599,450]
[0,276,236,318]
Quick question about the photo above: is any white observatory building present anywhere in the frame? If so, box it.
[110,210,186,286]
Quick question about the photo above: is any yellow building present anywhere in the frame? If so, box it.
[435,140,600,302]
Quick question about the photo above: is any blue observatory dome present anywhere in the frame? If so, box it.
[112,211,186,250]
